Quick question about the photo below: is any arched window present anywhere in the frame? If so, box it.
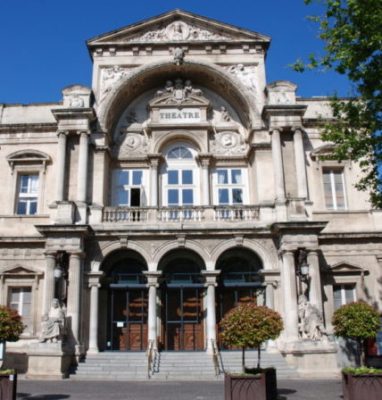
[162,143,200,208]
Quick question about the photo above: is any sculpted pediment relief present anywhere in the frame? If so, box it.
[87,10,270,46]
[150,79,209,107]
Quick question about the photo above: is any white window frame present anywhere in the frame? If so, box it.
[322,168,347,210]
[162,144,200,207]
[111,169,147,207]
[16,174,39,216]
[333,283,356,310]
[8,287,32,333]
[212,168,248,205]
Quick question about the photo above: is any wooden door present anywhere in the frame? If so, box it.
[110,289,148,351]
[163,287,204,351]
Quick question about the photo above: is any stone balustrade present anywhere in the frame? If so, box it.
[102,205,261,223]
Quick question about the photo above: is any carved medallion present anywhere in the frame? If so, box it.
[211,131,247,155]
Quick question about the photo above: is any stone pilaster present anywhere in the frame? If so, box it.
[293,128,308,199]
[67,252,84,345]
[144,271,161,349]
[307,250,323,312]
[148,154,161,207]
[280,250,299,341]
[199,154,211,206]
[202,271,220,354]
[87,271,103,354]
[270,129,286,202]
[77,131,90,203]
[43,252,56,316]
[55,131,68,202]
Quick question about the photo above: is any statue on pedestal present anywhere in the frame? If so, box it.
[298,294,326,341]
[39,299,66,343]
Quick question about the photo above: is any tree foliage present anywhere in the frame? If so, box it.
[332,301,380,367]
[0,306,24,342]
[332,301,380,341]
[220,304,283,370]
[294,0,382,207]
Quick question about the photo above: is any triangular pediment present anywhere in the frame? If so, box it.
[331,262,365,274]
[87,9,270,46]
[1,265,42,276]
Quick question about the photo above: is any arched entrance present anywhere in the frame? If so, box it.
[216,248,264,347]
[159,250,205,351]
[103,250,148,351]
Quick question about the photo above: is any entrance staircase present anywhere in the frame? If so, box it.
[70,350,298,381]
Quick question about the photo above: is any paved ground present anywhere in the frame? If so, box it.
[16,379,343,400]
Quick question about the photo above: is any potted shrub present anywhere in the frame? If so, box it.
[332,301,382,400]
[0,306,24,400]
[219,304,283,400]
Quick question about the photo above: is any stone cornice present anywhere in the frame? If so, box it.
[0,123,57,133]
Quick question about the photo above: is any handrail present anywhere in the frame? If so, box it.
[211,339,224,376]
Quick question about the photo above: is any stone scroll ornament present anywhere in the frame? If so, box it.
[127,21,230,43]
[211,131,247,155]
[100,66,132,101]
[155,79,203,104]
[226,64,257,95]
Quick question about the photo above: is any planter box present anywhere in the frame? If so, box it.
[0,373,17,400]
[224,368,277,400]
[342,372,382,400]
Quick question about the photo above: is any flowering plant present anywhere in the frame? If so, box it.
[220,304,283,372]
[0,306,24,342]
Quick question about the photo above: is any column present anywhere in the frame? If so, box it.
[265,282,276,309]
[43,252,56,316]
[145,271,161,349]
[55,131,67,202]
[199,155,210,206]
[270,129,286,202]
[280,250,298,341]
[88,272,103,354]
[148,155,160,207]
[77,131,89,203]
[293,128,308,199]
[67,252,83,344]
[307,250,323,311]
[203,271,220,354]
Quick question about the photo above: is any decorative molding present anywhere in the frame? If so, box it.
[126,21,231,43]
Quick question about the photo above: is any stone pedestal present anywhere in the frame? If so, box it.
[281,340,339,377]
[26,343,73,379]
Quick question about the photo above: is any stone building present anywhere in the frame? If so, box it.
[0,9,381,378]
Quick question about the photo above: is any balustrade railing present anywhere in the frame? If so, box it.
[102,205,260,223]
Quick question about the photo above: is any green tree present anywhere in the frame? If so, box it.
[0,306,24,342]
[294,0,382,207]
[332,301,380,367]
[219,304,283,372]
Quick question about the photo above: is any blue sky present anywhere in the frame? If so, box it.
[0,0,353,104]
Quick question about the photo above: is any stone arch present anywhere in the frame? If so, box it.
[96,60,260,134]
[154,131,205,154]
[99,240,152,270]
[210,239,276,270]
[153,239,211,270]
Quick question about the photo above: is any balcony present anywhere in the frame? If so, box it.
[102,205,261,223]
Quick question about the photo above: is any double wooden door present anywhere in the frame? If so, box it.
[109,288,148,351]
[162,286,204,351]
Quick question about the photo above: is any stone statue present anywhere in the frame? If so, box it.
[298,294,326,341]
[173,47,185,65]
[39,299,66,343]
[220,106,231,122]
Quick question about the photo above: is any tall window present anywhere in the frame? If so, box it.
[16,174,39,215]
[333,284,356,310]
[163,144,199,207]
[213,168,247,205]
[8,287,32,334]
[323,168,346,210]
[112,170,144,207]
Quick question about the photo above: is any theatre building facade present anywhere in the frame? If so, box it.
[0,10,381,378]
